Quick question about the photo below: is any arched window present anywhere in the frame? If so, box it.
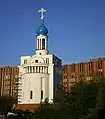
[42,38,45,50]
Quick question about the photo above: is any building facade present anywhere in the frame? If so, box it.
[17,8,62,108]
[0,66,19,98]
[63,58,105,91]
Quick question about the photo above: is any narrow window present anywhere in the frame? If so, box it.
[33,67,35,73]
[41,90,43,99]
[37,39,39,49]
[46,58,49,64]
[40,39,41,49]
[30,67,32,73]
[30,90,33,99]
[24,59,27,64]
[42,38,45,50]
[36,66,38,73]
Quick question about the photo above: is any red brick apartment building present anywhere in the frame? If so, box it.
[63,58,105,91]
[0,66,19,98]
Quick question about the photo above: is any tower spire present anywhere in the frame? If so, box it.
[38,8,47,23]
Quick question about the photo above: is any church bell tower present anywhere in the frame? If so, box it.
[36,8,48,55]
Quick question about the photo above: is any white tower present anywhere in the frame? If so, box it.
[18,8,62,108]
[36,8,48,55]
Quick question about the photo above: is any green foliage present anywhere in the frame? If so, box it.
[96,79,105,108]
[54,85,69,104]
[7,75,105,119]
[68,81,100,119]
[0,96,16,114]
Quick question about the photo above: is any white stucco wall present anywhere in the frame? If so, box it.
[21,73,49,104]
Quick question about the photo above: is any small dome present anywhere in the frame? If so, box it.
[36,23,48,36]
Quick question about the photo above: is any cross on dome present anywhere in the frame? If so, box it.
[36,8,48,36]
[38,8,47,20]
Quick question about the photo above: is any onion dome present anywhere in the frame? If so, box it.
[36,23,48,36]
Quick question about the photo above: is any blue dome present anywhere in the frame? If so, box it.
[36,23,48,35]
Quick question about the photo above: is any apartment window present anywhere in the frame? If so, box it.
[30,91,33,99]
[15,74,18,79]
[71,75,74,78]
[70,78,75,84]
[42,38,45,50]
[99,72,103,76]
[6,72,10,79]
[41,90,43,99]
[71,64,75,72]
[35,60,38,63]
[88,72,92,77]
[88,62,92,71]
[24,59,27,64]
[80,62,84,72]
[98,61,102,69]
[46,58,49,64]
[97,70,103,76]
[100,61,102,69]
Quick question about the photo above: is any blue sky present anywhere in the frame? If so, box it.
[0,0,105,65]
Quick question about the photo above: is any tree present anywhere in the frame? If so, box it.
[96,78,105,109]
[86,77,105,119]
[66,79,100,119]
[54,84,68,104]
[0,96,16,114]
[35,98,54,119]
